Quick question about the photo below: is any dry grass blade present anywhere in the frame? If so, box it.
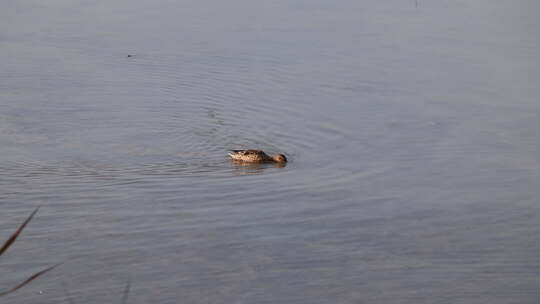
[120,280,131,304]
[0,207,40,256]
[0,263,60,297]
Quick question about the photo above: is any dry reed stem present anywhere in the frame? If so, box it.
[0,207,59,297]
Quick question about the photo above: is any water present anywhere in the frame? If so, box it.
[1,0,540,303]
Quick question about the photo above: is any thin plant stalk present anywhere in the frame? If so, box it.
[0,207,59,297]
[0,207,39,256]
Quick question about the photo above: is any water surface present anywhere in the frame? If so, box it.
[1,0,540,303]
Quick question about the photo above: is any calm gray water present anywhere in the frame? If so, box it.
[1,0,540,303]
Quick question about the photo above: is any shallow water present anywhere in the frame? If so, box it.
[1,0,540,303]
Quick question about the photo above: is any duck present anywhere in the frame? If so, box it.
[228,150,288,163]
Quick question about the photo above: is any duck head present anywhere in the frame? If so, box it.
[272,154,288,163]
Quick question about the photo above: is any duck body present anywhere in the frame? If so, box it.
[228,150,287,163]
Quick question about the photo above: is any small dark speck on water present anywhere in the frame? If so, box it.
[127,54,133,58]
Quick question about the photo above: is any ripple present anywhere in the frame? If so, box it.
[0,45,356,211]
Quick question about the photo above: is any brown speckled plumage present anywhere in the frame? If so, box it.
[228,150,287,163]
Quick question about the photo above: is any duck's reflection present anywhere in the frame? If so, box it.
[230,160,286,175]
